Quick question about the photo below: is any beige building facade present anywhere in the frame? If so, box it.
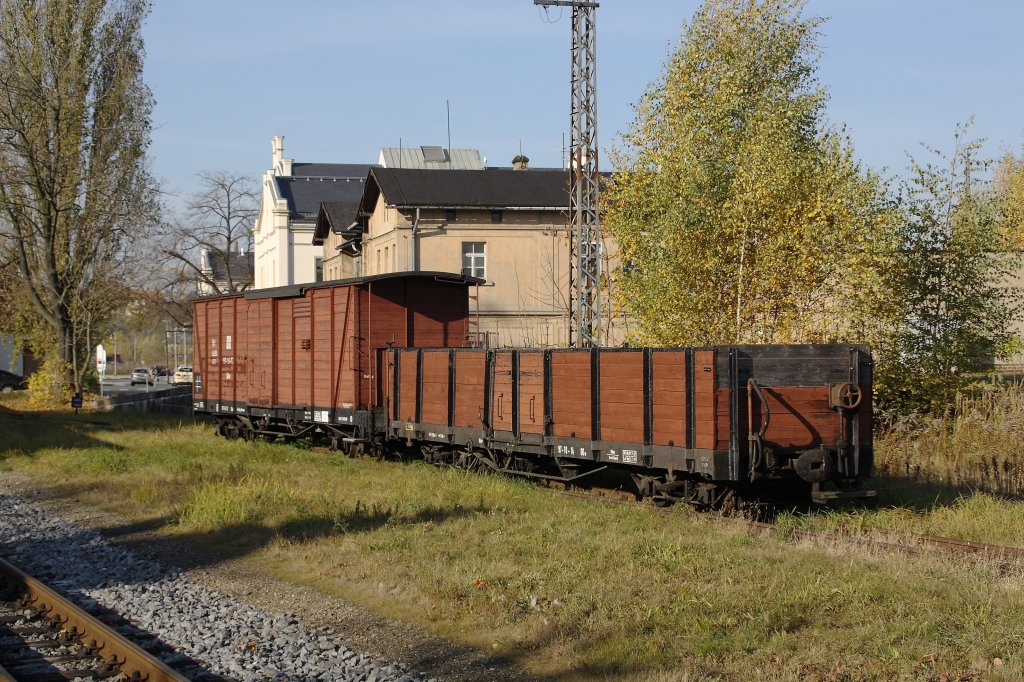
[324,164,629,347]
[353,166,573,347]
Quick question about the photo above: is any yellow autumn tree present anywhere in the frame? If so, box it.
[996,149,1024,244]
[604,0,893,346]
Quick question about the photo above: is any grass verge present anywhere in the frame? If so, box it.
[1,401,1022,680]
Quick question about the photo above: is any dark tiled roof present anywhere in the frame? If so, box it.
[292,163,368,178]
[204,251,254,289]
[276,172,369,220]
[360,168,570,215]
[312,201,362,244]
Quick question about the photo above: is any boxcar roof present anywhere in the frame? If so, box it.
[193,271,484,302]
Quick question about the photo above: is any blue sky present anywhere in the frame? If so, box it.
[144,1,1024,212]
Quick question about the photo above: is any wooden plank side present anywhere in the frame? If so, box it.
[551,352,592,439]
[332,285,359,410]
[398,350,419,422]
[275,298,294,405]
[651,351,687,447]
[745,386,843,450]
[193,300,208,401]
[491,351,513,432]
[207,300,222,402]
[599,351,643,443]
[518,352,544,435]
[694,350,716,449]
[293,301,312,407]
[233,297,249,407]
[310,289,334,409]
[222,298,238,406]
[420,351,450,425]
[453,351,486,428]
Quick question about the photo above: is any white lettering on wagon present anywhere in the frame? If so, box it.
[622,449,639,464]
[556,445,585,457]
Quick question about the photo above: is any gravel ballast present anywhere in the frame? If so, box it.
[0,487,433,682]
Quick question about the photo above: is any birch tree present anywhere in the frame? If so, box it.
[604,0,892,346]
[874,129,1023,414]
[0,0,158,392]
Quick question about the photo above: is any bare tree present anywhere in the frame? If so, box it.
[0,0,158,392]
[163,171,257,296]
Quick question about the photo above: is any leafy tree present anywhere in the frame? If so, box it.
[161,171,257,297]
[995,147,1024,245]
[604,0,892,346]
[873,128,1023,415]
[0,0,158,393]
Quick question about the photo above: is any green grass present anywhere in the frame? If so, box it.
[2,400,1024,680]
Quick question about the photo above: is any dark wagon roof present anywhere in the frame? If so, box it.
[358,167,571,215]
[219,271,484,301]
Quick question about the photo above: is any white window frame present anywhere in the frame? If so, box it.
[462,241,486,279]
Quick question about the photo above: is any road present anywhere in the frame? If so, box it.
[97,375,185,398]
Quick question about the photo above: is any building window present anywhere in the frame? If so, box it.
[462,241,485,279]
[491,210,503,223]
[315,258,324,282]
[446,208,457,222]
[384,246,389,274]
[376,249,381,274]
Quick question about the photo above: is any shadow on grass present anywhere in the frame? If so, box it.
[82,498,486,573]
[0,406,125,457]
[0,402,212,460]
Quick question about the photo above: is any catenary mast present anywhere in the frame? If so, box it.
[534,0,601,348]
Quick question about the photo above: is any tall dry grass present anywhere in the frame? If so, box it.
[876,381,1024,495]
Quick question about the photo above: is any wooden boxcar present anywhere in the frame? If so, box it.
[381,345,872,505]
[192,272,480,443]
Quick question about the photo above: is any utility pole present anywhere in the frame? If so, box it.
[534,0,602,348]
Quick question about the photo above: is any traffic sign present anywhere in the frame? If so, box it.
[96,344,107,373]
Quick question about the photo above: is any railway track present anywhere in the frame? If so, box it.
[0,554,189,682]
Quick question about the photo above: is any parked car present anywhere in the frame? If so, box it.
[130,367,154,386]
[0,369,26,392]
[172,365,193,386]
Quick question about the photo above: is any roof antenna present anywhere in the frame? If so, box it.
[446,99,452,166]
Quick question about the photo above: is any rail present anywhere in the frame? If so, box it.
[0,555,189,682]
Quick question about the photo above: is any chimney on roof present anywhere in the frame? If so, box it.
[272,136,284,166]
[512,154,529,171]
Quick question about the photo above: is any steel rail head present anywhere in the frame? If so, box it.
[0,555,190,682]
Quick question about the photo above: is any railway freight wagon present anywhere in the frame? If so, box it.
[194,272,874,508]
[382,346,873,506]
[192,272,481,447]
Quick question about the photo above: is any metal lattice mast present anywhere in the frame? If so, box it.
[535,0,601,348]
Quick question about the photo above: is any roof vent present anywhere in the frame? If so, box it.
[512,154,529,171]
